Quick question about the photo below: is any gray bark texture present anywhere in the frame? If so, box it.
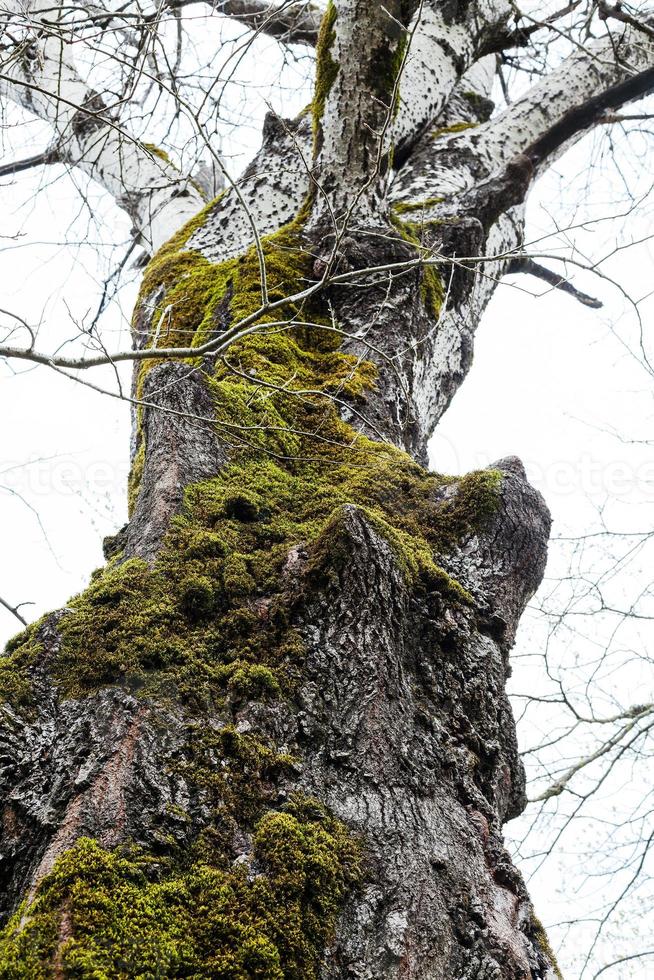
[0,461,553,978]
[4,0,653,975]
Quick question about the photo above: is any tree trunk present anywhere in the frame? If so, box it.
[0,209,556,980]
[13,0,651,974]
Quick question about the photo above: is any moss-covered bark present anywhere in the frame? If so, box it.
[0,5,561,978]
[0,197,512,973]
[0,801,360,980]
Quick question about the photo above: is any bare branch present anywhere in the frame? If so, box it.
[0,594,33,627]
[193,0,322,45]
[0,145,60,177]
[507,256,603,308]
[598,0,654,41]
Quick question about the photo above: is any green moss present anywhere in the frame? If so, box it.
[308,504,474,606]
[390,213,445,321]
[181,724,298,826]
[389,198,447,309]
[432,469,502,546]
[229,664,282,701]
[142,141,173,166]
[128,209,379,507]
[0,622,43,708]
[223,553,256,597]
[223,491,260,521]
[1,171,503,715]
[431,120,478,139]
[312,0,338,150]
[127,441,144,517]
[0,453,500,708]
[532,916,564,979]
[0,799,360,979]
[392,196,444,215]
[460,90,494,122]
[311,1,408,155]
[179,574,217,620]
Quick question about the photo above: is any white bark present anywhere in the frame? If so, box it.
[384,18,654,444]
[393,20,654,208]
[187,112,313,261]
[483,21,654,172]
[392,2,508,149]
[0,0,206,251]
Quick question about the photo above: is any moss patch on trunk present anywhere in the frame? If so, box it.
[1,461,500,708]
[0,797,360,980]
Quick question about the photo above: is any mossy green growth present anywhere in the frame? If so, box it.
[392,196,444,215]
[130,199,379,478]
[433,468,502,547]
[431,121,478,140]
[312,0,338,149]
[311,0,409,152]
[127,441,144,517]
[390,213,445,321]
[532,916,564,979]
[20,456,499,702]
[0,620,45,708]
[142,141,173,166]
[0,797,361,980]
[459,90,494,122]
[2,187,502,711]
[180,724,298,830]
[0,185,499,706]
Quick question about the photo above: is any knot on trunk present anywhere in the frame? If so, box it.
[438,457,551,649]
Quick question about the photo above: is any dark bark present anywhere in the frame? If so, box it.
[0,460,553,977]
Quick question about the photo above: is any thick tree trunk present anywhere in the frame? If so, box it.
[11,0,654,975]
[0,214,557,980]
[2,464,555,979]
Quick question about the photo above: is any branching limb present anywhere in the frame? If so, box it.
[0,594,33,627]
[71,0,323,45]
[598,0,654,41]
[529,706,654,802]
[196,0,322,44]
[394,13,654,210]
[480,0,583,54]
[392,0,512,159]
[0,145,60,177]
[600,109,654,122]
[480,15,654,179]
[507,256,603,308]
[0,0,206,251]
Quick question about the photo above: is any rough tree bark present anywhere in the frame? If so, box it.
[1,1,654,977]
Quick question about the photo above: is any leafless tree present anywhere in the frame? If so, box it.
[1,0,654,976]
